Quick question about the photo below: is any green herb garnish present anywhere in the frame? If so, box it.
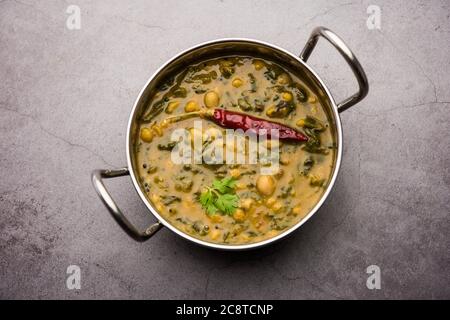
[199,177,239,216]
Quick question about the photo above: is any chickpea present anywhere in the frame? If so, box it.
[209,214,223,223]
[296,118,306,127]
[232,78,243,88]
[233,209,246,222]
[140,127,153,143]
[189,127,202,139]
[253,59,265,70]
[292,205,302,215]
[151,194,160,203]
[256,175,276,196]
[181,200,193,209]
[160,119,169,128]
[152,125,163,137]
[204,91,220,108]
[272,201,283,212]
[266,197,276,207]
[154,175,164,183]
[230,168,241,178]
[281,92,293,102]
[236,182,246,190]
[185,100,200,112]
[280,154,290,165]
[264,104,274,116]
[277,73,290,85]
[310,174,325,187]
[266,139,280,150]
[288,175,295,184]
[210,229,221,240]
[240,198,254,211]
[166,101,180,113]
[308,95,318,103]
[267,230,278,238]
[255,219,266,230]
[239,234,250,242]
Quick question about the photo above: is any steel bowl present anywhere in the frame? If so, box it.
[91,26,368,250]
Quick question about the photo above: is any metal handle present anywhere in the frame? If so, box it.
[91,168,162,242]
[300,26,369,112]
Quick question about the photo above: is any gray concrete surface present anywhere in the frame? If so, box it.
[1,0,449,299]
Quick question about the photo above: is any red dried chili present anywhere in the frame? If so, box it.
[210,108,308,142]
[162,108,308,142]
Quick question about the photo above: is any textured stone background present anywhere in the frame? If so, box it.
[1,0,449,299]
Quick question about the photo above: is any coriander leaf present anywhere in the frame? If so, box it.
[212,177,236,194]
[199,189,213,207]
[215,193,239,215]
[199,177,239,216]
[199,189,218,215]
[206,202,218,215]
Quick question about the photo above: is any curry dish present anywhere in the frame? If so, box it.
[134,56,336,244]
